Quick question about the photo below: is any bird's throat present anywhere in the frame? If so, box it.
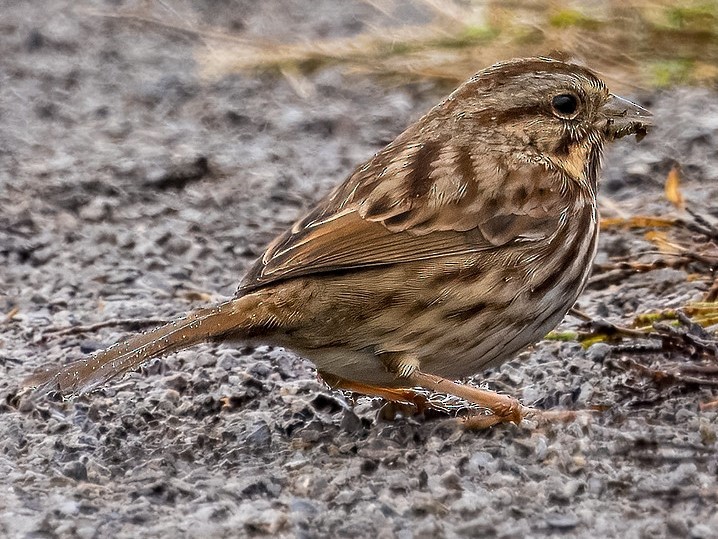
[552,140,591,184]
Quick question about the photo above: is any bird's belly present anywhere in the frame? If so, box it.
[282,273,581,387]
[419,297,573,380]
[269,225,597,387]
[292,289,573,387]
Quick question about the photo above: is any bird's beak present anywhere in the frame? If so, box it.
[602,94,653,142]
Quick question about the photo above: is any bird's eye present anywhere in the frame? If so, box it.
[551,94,579,118]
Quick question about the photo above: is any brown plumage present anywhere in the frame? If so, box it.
[24,57,652,426]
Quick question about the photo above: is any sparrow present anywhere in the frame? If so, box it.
[25,57,651,427]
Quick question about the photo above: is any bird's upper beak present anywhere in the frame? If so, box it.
[602,94,652,142]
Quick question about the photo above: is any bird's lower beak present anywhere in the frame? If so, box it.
[602,94,652,142]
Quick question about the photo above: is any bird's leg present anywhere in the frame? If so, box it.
[405,370,527,428]
[319,370,582,428]
[406,370,586,429]
[319,371,430,413]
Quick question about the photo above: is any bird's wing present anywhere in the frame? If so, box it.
[239,136,566,293]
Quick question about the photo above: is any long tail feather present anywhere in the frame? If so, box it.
[24,295,260,397]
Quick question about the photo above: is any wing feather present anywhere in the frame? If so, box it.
[239,125,568,293]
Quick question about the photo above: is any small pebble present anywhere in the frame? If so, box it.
[545,512,579,530]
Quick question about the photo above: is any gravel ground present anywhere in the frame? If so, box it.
[1,2,717,538]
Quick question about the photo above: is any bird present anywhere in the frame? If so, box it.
[24,57,652,427]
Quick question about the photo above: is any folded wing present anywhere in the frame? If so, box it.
[239,131,566,293]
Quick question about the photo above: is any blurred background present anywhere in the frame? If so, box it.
[116,0,718,91]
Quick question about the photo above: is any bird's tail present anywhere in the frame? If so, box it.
[24,294,264,397]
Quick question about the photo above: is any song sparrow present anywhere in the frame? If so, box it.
[25,57,651,427]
